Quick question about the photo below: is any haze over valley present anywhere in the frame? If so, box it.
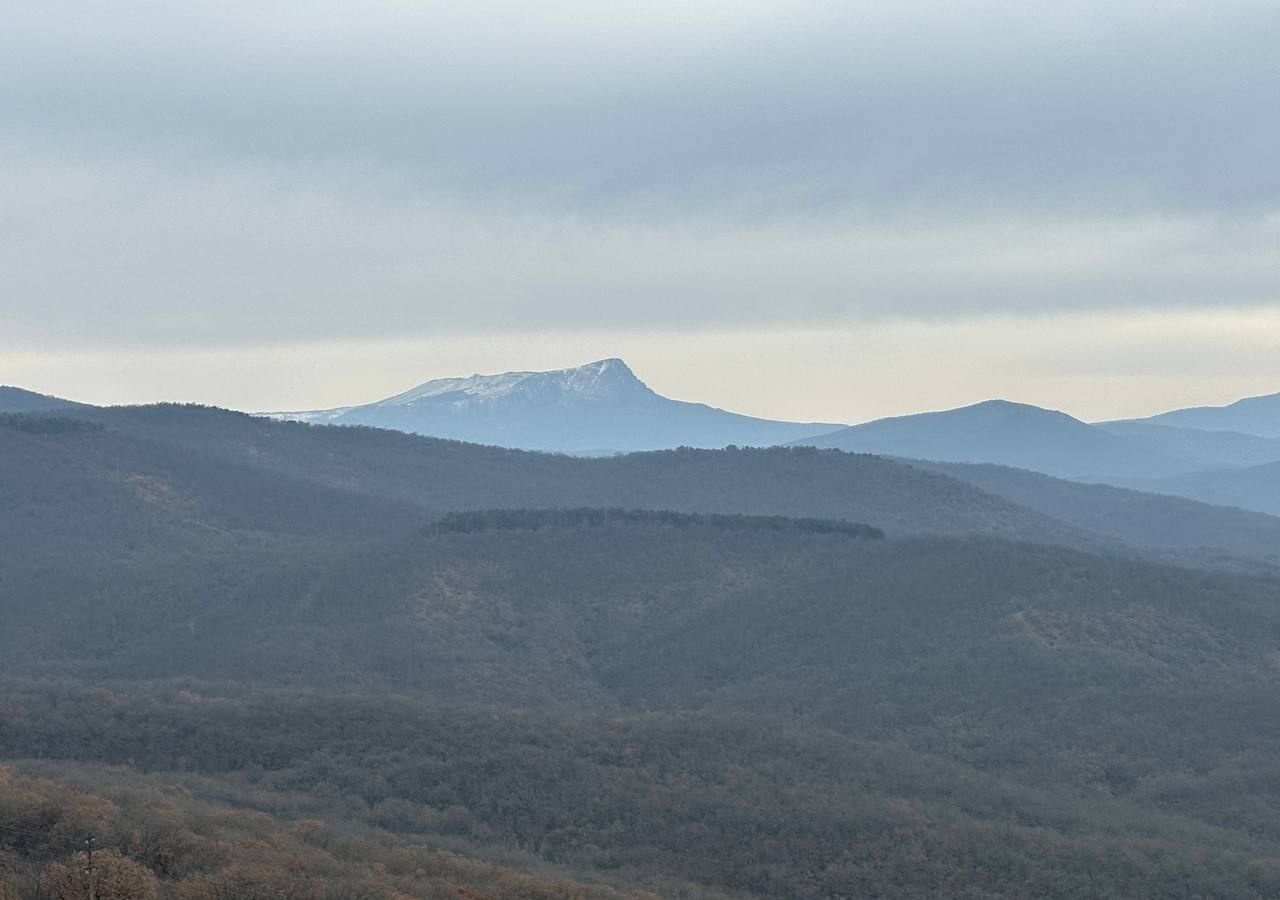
[5,2,1280,898]
[195,355,1280,519]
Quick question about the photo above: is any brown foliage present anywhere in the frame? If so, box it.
[37,850,159,900]
[2,769,642,900]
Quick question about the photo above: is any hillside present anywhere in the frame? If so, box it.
[8,409,1280,898]
[7,687,1280,900]
[0,386,87,413]
[300,518,1280,786]
[34,401,1280,566]
[1127,460,1280,518]
[0,414,426,681]
[6,506,1280,783]
[21,396,1280,568]
[910,458,1280,566]
[798,400,1199,480]
[61,403,1097,545]
[1095,420,1280,469]
[0,765,651,900]
[0,414,422,549]
[271,358,841,452]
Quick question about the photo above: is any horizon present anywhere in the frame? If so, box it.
[3,2,1278,424]
[6,7,1280,898]
[5,351,1276,429]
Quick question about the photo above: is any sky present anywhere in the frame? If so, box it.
[2,0,1278,424]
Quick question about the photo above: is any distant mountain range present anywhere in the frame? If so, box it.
[7,365,1279,515]
[1092,420,1280,469]
[269,358,841,452]
[9,407,1280,898]
[1124,390,1280,439]
[0,385,86,413]
[793,391,1280,514]
[8,400,1279,570]
[1119,459,1280,519]
[266,359,1279,477]
[796,398,1280,482]
[7,369,1280,900]
[798,400,1178,480]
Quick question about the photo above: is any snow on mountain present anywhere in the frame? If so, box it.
[378,358,650,407]
[269,358,842,453]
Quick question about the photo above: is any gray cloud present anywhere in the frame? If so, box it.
[3,1,1277,216]
[1,1,1277,357]
[2,141,1276,349]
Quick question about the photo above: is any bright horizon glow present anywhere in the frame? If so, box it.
[8,307,1280,426]
[2,2,1277,420]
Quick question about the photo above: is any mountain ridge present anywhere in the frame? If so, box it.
[1121,459,1280,518]
[795,398,1200,480]
[7,398,1280,899]
[1114,390,1280,439]
[0,385,90,414]
[43,403,1100,546]
[269,358,843,452]
[908,456,1280,567]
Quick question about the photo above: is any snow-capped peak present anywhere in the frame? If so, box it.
[382,358,649,406]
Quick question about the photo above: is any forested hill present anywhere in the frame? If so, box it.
[0,766,649,900]
[436,507,886,539]
[0,413,424,548]
[7,405,1280,898]
[911,457,1280,564]
[7,688,1280,900]
[0,386,87,413]
[51,403,1101,546]
[1126,459,1280,519]
[6,498,1280,763]
[53,402,1280,567]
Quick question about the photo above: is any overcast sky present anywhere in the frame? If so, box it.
[3,1,1278,422]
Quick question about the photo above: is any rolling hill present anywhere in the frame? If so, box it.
[1126,459,1280,518]
[909,457,1280,567]
[797,400,1200,480]
[7,511,1280,867]
[1095,420,1280,469]
[8,405,1280,898]
[0,386,88,413]
[0,766,640,900]
[0,413,426,681]
[8,687,1280,900]
[59,403,1098,545]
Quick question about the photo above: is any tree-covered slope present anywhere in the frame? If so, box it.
[8,504,1280,803]
[0,764,652,900]
[1127,460,1280,518]
[295,519,1280,794]
[1095,420,1280,469]
[8,407,1280,898]
[0,415,426,680]
[6,685,1280,900]
[60,404,1099,545]
[0,414,422,549]
[910,457,1280,566]
[0,387,88,414]
[43,402,1280,567]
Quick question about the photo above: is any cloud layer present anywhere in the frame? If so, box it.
[2,1,1277,414]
